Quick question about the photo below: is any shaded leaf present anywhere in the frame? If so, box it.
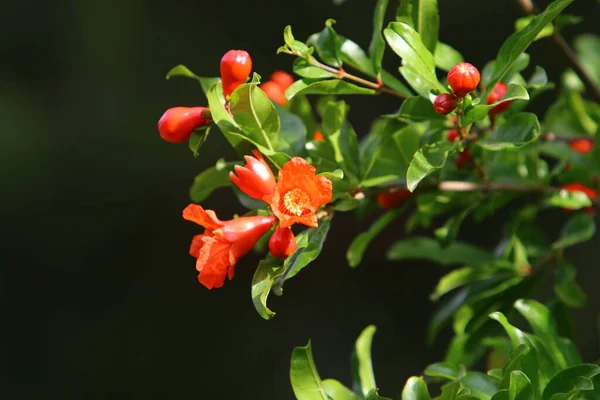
[165,64,218,95]
[542,364,600,400]
[290,342,329,400]
[552,213,595,250]
[406,141,458,191]
[435,42,465,71]
[387,237,495,265]
[352,325,378,397]
[477,113,540,151]
[251,256,286,320]
[189,159,236,203]
[369,0,390,77]
[396,0,440,53]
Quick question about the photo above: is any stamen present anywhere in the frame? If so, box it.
[281,188,310,216]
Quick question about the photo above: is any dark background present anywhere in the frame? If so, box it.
[2,0,599,398]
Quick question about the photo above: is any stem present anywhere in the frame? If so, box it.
[515,0,600,103]
[437,181,550,193]
[543,133,595,143]
[294,52,407,99]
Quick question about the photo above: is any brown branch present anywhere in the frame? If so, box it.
[515,0,600,103]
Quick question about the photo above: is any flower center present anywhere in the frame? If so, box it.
[281,188,311,216]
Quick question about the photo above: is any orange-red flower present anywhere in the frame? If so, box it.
[183,204,275,289]
[569,139,594,154]
[561,182,597,214]
[377,189,412,210]
[230,150,276,200]
[263,157,332,228]
[313,131,325,142]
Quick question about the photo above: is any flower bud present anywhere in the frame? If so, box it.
[447,63,480,97]
[447,129,459,142]
[260,81,287,105]
[158,107,211,143]
[455,148,471,169]
[220,50,252,98]
[270,71,294,91]
[230,150,276,200]
[487,82,511,116]
[268,226,297,259]
[433,93,458,115]
[313,131,325,142]
[569,139,594,154]
[377,190,412,210]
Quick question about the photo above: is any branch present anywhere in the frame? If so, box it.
[437,181,550,194]
[515,0,600,103]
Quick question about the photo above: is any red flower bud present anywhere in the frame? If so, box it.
[447,129,459,142]
[260,81,287,105]
[268,226,297,259]
[313,131,325,142]
[158,107,211,143]
[377,190,412,210]
[230,150,276,200]
[447,63,480,97]
[569,139,594,154]
[270,71,294,91]
[220,50,252,98]
[487,82,511,116]
[455,148,471,169]
[433,93,458,115]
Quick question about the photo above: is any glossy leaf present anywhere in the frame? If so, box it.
[293,59,338,79]
[251,256,286,320]
[352,325,377,397]
[387,237,496,265]
[290,342,329,400]
[188,126,211,158]
[396,0,440,53]
[432,266,515,301]
[165,64,218,95]
[367,388,393,400]
[384,22,445,97]
[281,218,332,281]
[461,84,530,126]
[436,381,462,400]
[309,19,343,67]
[435,42,465,71]
[424,363,460,380]
[483,0,574,99]
[286,79,376,100]
[554,260,587,308]
[322,379,362,400]
[515,17,554,41]
[552,213,595,250]
[402,377,433,400]
[189,159,237,203]
[406,141,458,191]
[459,372,499,400]
[477,113,540,151]
[542,364,600,400]
[347,207,405,268]
[369,0,389,77]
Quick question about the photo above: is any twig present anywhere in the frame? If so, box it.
[543,133,594,143]
[437,181,550,193]
[515,0,600,103]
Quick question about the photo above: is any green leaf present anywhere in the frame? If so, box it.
[293,59,338,79]
[360,122,421,188]
[552,213,595,250]
[347,207,405,268]
[435,42,465,71]
[321,100,361,183]
[322,380,362,400]
[499,345,531,388]
[431,265,515,301]
[428,288,469,344]
[406,141,458,191]
[366,388,392,400]
[545,189,592,210]
[280,218,332,282]
[574,34,600,86]
[281,25,313,57]
[554,260,587,308]
[230,80,280,151]
[459,372,499,400]
[188,126,211,157]
[483,0,575,99]
[477,113,540,151]
[515,17,554,41]
[274,103,307,156]
[251,256,286,320]
[309,19,343,67]
[391,96,445,122]
[369,0,390,78]
[290,342,329,400]
[424,363,460,380]
[542,364,600,400]
[402,377,432,400]
[352,325,377,397]
[395,0,440,53]
[387,237,495,265]
[504,371,533,400]
[286,79,376,100]
[189,159,236,203]
[384,22,444,97]
[165,64,219,95]
[436,381,462,400]
[462,84,530,126]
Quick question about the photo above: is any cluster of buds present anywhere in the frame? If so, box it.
[260,71,294,105]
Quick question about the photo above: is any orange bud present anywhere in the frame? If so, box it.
[260,81,286,105]
[270,71,294,91]
[569,139,594,154]
[377,190,412,209]
[230,150,276,200]
[268,226,297,259]
[220,50,252,97]
[158,107,211,143]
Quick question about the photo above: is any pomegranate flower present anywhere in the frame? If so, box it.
[264,157,333,228]
[183,204,276,289]
[230,150,276,200]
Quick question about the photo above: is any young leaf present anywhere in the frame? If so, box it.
[515,17,554,41]
[402,377,432,400]
[347,207,405,268]
[459,372,499,400]
[387,237,496,265]
[483,0,575,99]
[435,42,465,71]
[251,256,286,320]
[367,389,392,400]
[352,325,378,397]
[188,126,211,157]
[189,159,237,203]
[165,64,219,95]
[406,141,458,191]
[290,342,329,400]
[461,84,530,126]
[431,266,515,301]
[308,19,343,67]
[395,0,440,53]
[293,58,338,79]
[286,79,376,100]
[552,213,595,250]
[477,113,540,151]
[369,0,390,77]
[424,363,460,380]
[322,380,362,400]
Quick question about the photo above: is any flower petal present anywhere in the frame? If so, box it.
[195,235,232,289]
[182,204,223,231]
